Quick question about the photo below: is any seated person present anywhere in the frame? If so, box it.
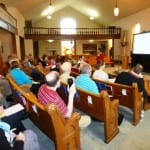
[115,64,150,101]
[60,62,75,84]
[0,102,26,134]
[22,55,44,83]
[0,128,24,150]
[0,127,40,150]
[38,54,50,69]
[10,61,32,85]
[49,58,59,72]
[10,61,41,95]
[8,53,20,67]
[92,60,109,91]
[38,71,76,118]
[0,75,12,101]
[0,92,9,108]
[71,62,80,74]
[75,64,99,94]
[92,60,109,81]
[77,56,87,70]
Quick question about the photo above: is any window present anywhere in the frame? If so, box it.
[60,18,76,55]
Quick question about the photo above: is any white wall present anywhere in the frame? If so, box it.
[34,6,101,28]
[7,7,25,59]
[24,40,34,55]
[112,8,150,59]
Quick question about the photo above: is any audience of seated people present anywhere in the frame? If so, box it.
[75,63,99,94]
[4,53,148,126]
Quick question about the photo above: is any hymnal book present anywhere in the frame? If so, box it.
[2,104,24,117]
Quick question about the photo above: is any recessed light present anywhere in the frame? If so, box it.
[89,16,95,20]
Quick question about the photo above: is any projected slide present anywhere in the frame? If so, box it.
[133,32,150,54]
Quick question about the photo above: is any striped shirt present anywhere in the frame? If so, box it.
[38,84,68,117]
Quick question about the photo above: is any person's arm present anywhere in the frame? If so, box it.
[13,132,25,150]
[0,128,12,150]
[20,70,32,84]
[0,128,24,150]
[65,83,76,118]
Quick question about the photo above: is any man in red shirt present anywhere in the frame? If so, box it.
[38,71,76,118]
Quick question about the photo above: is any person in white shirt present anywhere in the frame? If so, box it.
[92,60,109,81]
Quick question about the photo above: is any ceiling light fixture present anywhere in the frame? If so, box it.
[89,16,95,20]
[114,0,119,16]
[47,0,54,19]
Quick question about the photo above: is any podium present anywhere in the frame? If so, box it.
[122,55,129,69]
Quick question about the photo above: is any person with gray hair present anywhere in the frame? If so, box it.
[75,64,99,94]
[60,61,75,84]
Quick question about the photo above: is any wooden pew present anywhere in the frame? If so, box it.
[58,82,119,143]
[75,87,119,143]
[93,78,142,126]
[7,74,81,150]
[143,79,150,110]
[36,64,50,75]
[103,56,114,67]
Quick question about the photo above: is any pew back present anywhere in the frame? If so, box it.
[93,78,142,125]
[75,87,119,143]
[7,74,81,150]
[58,82,119,143]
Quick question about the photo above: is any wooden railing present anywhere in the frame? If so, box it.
[24,27,121,40]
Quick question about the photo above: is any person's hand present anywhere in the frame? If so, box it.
[0,105,4,116]
[0,75,5,79]
[68,83,76,96]
[15,132,25,142]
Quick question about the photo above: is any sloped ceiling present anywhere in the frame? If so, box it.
[1,0,150,25]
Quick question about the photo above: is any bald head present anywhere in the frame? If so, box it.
[45,71,60,87]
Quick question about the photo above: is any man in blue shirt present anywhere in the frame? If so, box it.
[75,63,99,94]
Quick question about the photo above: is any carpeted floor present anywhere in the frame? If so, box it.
[22,106,150,150]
